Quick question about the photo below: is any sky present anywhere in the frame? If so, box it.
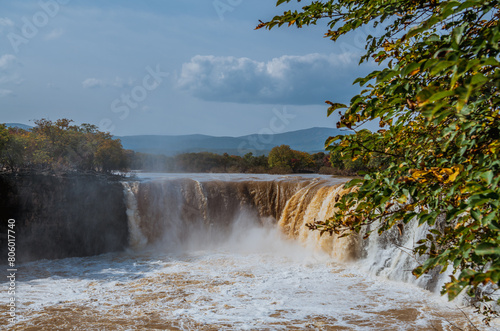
[0,0,380,136]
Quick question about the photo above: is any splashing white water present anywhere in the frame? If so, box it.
[1,217,487,330]
[1,174,495,330]
[122,181,148,249]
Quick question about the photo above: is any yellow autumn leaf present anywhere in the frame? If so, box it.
[444,166,461,183]
[409,68,420,76]
[396,195,407,203]
[411,170,429,179]
[488,140,500,154]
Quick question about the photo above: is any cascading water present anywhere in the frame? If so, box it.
[278,183,362,262]
[123,176,313,250]
[122,181,148,250]
[2,173,494,330]
[125,176,446,291]
[274,182,451,291]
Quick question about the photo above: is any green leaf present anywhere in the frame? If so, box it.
[470,73,488,87]
[470,209,481,222]
[481,170,494,185]
[430,60,455,75]
[475,243,500,256]
[325,135,343,147]
[401,62,420,77]
[345,178,364,188]
[427,89,455,103]
[326,103,348,116]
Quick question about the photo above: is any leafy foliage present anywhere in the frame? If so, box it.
[129,148,337,174]
[268,145,318,172]
[129,151,269,173]
[0,119,128,173]
[260,0,500,318]
[268,145,294,170]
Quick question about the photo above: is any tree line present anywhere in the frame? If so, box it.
[1,119,387,175]
[129,144,386,175]
[0,119,128,173]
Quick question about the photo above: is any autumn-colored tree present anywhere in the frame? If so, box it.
[268,144,294,171]
[260,0,500,318]
[0,127,28,171]
[290,150,315,172]
[0,124,8,152]
[268,145,317,172]
[95,137,128,173]
[0,119,129,173]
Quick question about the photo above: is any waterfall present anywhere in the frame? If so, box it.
[278,183,361,262]
[360,217,452,292]
[122,176,449,294]
[276,181,451,293]
[122,181,148,249]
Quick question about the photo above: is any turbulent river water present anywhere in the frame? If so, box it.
[1,173,496,330]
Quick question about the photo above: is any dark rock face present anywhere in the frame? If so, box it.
[0,173,129,262]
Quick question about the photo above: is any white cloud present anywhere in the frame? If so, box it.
[110,77,135,88]
[176,53,366,105]
[0,54,21,87]
[0,17,14,35]
[0,18,14,27]
[0,74,22,85]
[0,54,16,70]
[44,29,64,41]
[82,77,135,89]
[0,89,13,98]
[82,78,104,89]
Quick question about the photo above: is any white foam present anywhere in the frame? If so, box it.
[2,222,491,330]
[2,176,495,329]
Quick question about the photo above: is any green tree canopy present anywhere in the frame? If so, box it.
[268,144,294,170]
[0,119,129,173]
[268,144,316,172]
[260,0,500,318]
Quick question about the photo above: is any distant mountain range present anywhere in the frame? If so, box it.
[5,123,33,130]
[2,123,350,156]
[117,127,350,156]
